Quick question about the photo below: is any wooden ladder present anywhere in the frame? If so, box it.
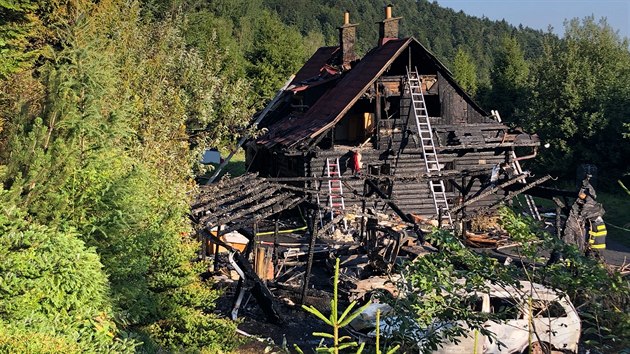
[407,67,452,225]
[326,158,347,231]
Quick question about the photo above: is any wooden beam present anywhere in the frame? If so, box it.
[219,197,306,235]
[194,181,274,215]
[200,229,283,324]
[207,192,293,226]
[450,173,530,214]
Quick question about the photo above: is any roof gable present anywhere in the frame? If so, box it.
[258,38,411,148]
[257,37,487,149]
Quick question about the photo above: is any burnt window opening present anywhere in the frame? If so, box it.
[424,95,441,118]
[333,99,376,147]
[490,297,522,320]
[532,300,567,318]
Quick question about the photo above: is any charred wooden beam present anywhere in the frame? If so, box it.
[203,192,292,226]
[194,174,262,209]
[515,186,577,200]
[200,229,283,324]
[487,175,552,210]
[219,197,306,235]
[464,175,553,220]
[263,166,491,184]
[450,173,530,214]
[301,214,319,304]
[436,141,539,152]
[204,184,276,216]
[194,182,275,216]
[271,182,393,205]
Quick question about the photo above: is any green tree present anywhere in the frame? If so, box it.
[0,0,44,77]
[452,46,478,96]
[486,35,530,123]
[246,10,308,102]
[527,17,630,179]
[1,0,247,351]
[0,186,137,353]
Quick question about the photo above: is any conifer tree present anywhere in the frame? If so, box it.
[487,36,530,123]
[453,47,478,96]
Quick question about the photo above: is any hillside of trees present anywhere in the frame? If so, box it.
[1,0,629,352]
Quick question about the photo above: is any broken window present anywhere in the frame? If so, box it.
[334,99,375,147]
[531,300,567,318]
[489,297,522,320]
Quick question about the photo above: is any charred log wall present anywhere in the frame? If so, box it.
[307,147,508,218]
[437,72,485,124]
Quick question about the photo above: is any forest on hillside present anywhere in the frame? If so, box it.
[1,0,629,352]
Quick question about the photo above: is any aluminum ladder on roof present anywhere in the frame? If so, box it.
[407,67,453,226]
[490,110,541,221]
[325,158,347,231]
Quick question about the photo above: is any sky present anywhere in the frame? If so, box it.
[434,0,630,38]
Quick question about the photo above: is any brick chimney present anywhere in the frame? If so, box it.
[338,11,358,69]
[378,4,401,46]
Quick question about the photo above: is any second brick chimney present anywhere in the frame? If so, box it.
[338,11,358,69]
[378,4,401,46]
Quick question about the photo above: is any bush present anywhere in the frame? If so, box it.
[0,190,138,352]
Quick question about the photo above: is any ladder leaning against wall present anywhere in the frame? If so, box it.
[407,67,453,226]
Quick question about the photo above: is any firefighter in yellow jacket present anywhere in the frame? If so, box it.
[588,217,607,250]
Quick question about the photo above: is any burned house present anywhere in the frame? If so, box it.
[245,6,540,225]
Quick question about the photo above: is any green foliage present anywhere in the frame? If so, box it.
[526,17,630,179]
[0,187,138,353]
[0,0,246,351]
[498,207,630,351]
[453,47,478,96]
[301,258,369,354]
[245,10,308,102]
[384,230,512,353]
[0,0,42,77]
[0,0,90,77]
[485,35,530,122]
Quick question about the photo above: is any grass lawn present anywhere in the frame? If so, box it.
[217,148,247,177]
[597,185,630,248]
[197,148,247,183]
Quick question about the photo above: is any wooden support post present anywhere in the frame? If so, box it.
[256,247,266,279]
[553,197,566,240]
[198,229,204,260]
[202,228,208,261]
[301,213,319,305]
[360,181,368,241]
[547,197,566,266]
[375,82,381,148]
[253,222,259,263]
[214,224,221,272]
[273,219,279,270]
[460,176,468,239]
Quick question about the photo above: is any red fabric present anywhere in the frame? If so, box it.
[351,151,361,172]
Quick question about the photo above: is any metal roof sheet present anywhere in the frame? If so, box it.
[291,46,339,85]
[258,38,411,148]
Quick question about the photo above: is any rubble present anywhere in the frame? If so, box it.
[190,169,595,350]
